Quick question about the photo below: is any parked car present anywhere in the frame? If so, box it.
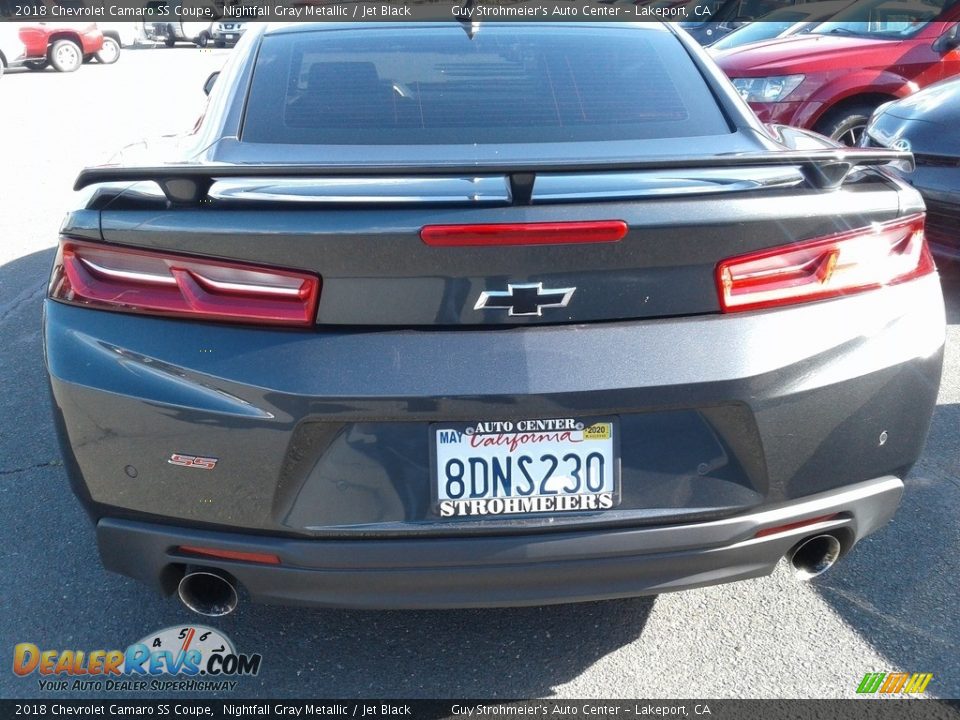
[706,0,854,51]
[97,21,146,55]
[18,22,104,73]
[50,21,943,614]
[681,0,815,44]
[714,0,960,145]
[0,25,26,78]
[211,19,248,47]
[863,77,960,260]
[88,23,125,65]
[143,19,214,47]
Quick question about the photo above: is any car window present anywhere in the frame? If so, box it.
[242,26,731,146]
[709,0,800,22]
[814,0,954,37]
[710,19,798,48]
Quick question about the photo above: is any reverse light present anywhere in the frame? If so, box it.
[420,220,628,247]
[717,214,933,313]
[732,75,805,103]
[49,240,320,327]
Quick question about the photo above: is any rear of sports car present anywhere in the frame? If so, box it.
[45,23,945,612]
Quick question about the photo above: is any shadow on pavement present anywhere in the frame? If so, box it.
[811,401,960,697]
[215,598,655,698]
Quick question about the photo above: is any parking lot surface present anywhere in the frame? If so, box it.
[1,48,958,700]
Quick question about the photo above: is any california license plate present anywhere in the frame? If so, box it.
[431,417,619,518]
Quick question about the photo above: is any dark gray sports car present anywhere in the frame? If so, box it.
[45,22,945,615]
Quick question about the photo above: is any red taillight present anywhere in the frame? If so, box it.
[50,240,320,327]
[420,220,628,247]
[717,214,933,313]
[177,546,281,565]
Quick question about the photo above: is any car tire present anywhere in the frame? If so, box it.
[24,59,48,71]
[196,32,210,48]
[814,103,877,147]
[0,61,4,80]
[49,40,82,73]
[95,37,121,64]
[165,37,176,48]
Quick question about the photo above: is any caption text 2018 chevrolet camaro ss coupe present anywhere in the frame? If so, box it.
[45,21,945,615]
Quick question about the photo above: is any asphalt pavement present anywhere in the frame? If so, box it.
[0,47,958,700]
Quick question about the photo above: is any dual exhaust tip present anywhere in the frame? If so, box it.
[787,533,842,580]
[174,533,844,615]
[178,568,239,617]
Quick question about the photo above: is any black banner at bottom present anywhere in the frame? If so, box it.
[1,700,959,720]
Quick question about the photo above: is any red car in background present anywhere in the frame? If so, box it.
[713,0,960,144]
[18,23,105,73]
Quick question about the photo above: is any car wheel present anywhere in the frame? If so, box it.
[24,59,48,71]
[196,32,210,48]
[49,40,82,73]
[95,37,121,64]
[814,103,877,147]
[165,37,176,48]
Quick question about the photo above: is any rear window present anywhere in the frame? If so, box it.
[241,25,730,145]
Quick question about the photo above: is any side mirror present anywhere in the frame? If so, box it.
[203,71,219,96]
[934,24,960,54]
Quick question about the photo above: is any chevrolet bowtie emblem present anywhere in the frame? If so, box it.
[474,283,576,317]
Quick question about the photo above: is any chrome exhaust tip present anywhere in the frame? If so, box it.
[787,534,842,580]
[177,568,239,616]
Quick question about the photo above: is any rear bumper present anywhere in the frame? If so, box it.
[97,476,903,609]
[81,31,104,55]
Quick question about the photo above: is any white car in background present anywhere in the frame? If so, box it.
[0,25,27,79]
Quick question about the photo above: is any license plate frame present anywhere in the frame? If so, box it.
[429,416,621,519]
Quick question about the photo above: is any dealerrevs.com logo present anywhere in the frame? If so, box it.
[13,625,261,692]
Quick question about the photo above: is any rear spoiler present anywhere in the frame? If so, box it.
[74,149,914,204]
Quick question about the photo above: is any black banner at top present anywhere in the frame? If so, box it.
[1,700,960,720]
[0,0,859,23]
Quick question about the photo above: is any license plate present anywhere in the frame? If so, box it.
[226,34,236,40]
[431,417,619,518]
